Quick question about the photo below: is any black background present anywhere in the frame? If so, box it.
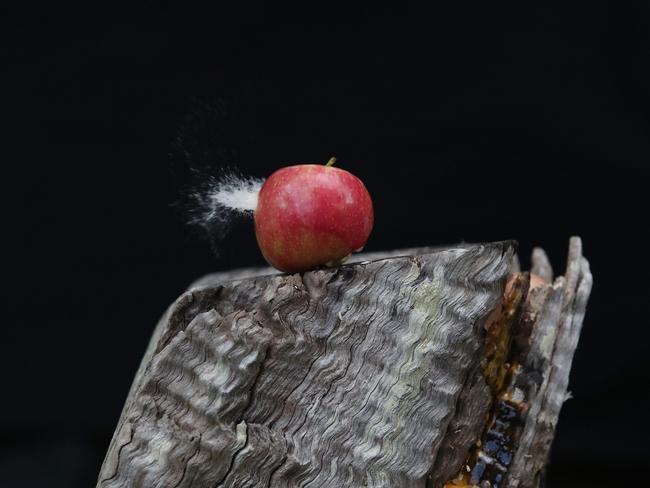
[3,2,649,487]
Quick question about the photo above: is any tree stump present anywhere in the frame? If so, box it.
[97,238,592,488]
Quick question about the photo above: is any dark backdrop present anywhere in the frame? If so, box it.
[3,2,649,487]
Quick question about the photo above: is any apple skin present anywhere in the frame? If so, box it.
[254,164,374,273]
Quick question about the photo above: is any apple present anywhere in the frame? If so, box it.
[254,159,374,273]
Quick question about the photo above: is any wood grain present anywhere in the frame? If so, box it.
[97,240,591,488]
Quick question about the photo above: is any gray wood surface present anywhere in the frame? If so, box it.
[97,239,591,488]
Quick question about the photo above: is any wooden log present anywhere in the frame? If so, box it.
[97,239,591,488]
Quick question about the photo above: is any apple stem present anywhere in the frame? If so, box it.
[326,157,337,167]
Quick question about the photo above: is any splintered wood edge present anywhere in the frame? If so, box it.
[507,237,592,486]
[444,237,592,487]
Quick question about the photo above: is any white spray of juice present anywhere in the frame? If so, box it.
[186,170,264,255]
[171,98,265,257]
[206,172,264,213]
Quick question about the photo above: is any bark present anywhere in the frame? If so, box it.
[97,239,591,488]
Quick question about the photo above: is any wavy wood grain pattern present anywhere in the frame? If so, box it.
[98,243,515,488]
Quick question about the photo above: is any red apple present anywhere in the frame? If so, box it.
[254,160,374,273]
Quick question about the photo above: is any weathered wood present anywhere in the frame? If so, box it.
[98,239,591,488]
[443,238,592,487]
[506,239,592,486]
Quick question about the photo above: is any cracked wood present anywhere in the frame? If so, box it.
[97,240,590,488]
